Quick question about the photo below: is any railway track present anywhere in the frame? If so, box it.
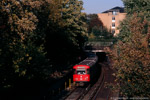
[82,66,105,100]
[64,63,105,100]
[65,85,91,100]
[92,62,115,100]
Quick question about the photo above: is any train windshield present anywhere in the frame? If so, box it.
[76,70,86,75]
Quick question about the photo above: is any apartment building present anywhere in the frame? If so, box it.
[98,7,126,36]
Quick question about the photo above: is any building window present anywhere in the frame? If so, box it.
[112,17,115,22]
[112,17,115,20]
[113,11,118,15]
[112,23,115,27]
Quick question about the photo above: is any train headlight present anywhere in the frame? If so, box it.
[75,78,78,80]
[85,77,88,80]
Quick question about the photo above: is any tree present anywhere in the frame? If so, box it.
[45,0,87,68]
[87,14,103,33]
[0,0,88,91]
[118,0,150,41]
[0,0,50,89]
[111,14,150,97]
[86,14,113,40]
[122,0,150,16]
[109,0,150,98]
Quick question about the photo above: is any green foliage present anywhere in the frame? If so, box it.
[112,16,150,97]
[122,0,150,17]
[117,16,132,41]
[0,0,51,88]
[109,0,150,97]
[45,0,87,67]
[86,14,113,41]
[118,0,150,41]
[0,0,87,92]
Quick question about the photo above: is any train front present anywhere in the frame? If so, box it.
[73,65,90,83]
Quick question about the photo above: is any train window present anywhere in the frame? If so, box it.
[77,70,86,75]
[87,69,90,74]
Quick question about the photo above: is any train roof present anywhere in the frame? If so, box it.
[73,65,90,69]
[73,55,98,69]
[79,56,98,66]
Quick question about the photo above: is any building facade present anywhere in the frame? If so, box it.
[98,7,126,36]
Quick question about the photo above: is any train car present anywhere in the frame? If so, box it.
[73,54,99,85]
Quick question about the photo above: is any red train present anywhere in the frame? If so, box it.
[73,54,99,85]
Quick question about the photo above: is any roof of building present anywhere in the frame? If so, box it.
[102,6,125,13]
